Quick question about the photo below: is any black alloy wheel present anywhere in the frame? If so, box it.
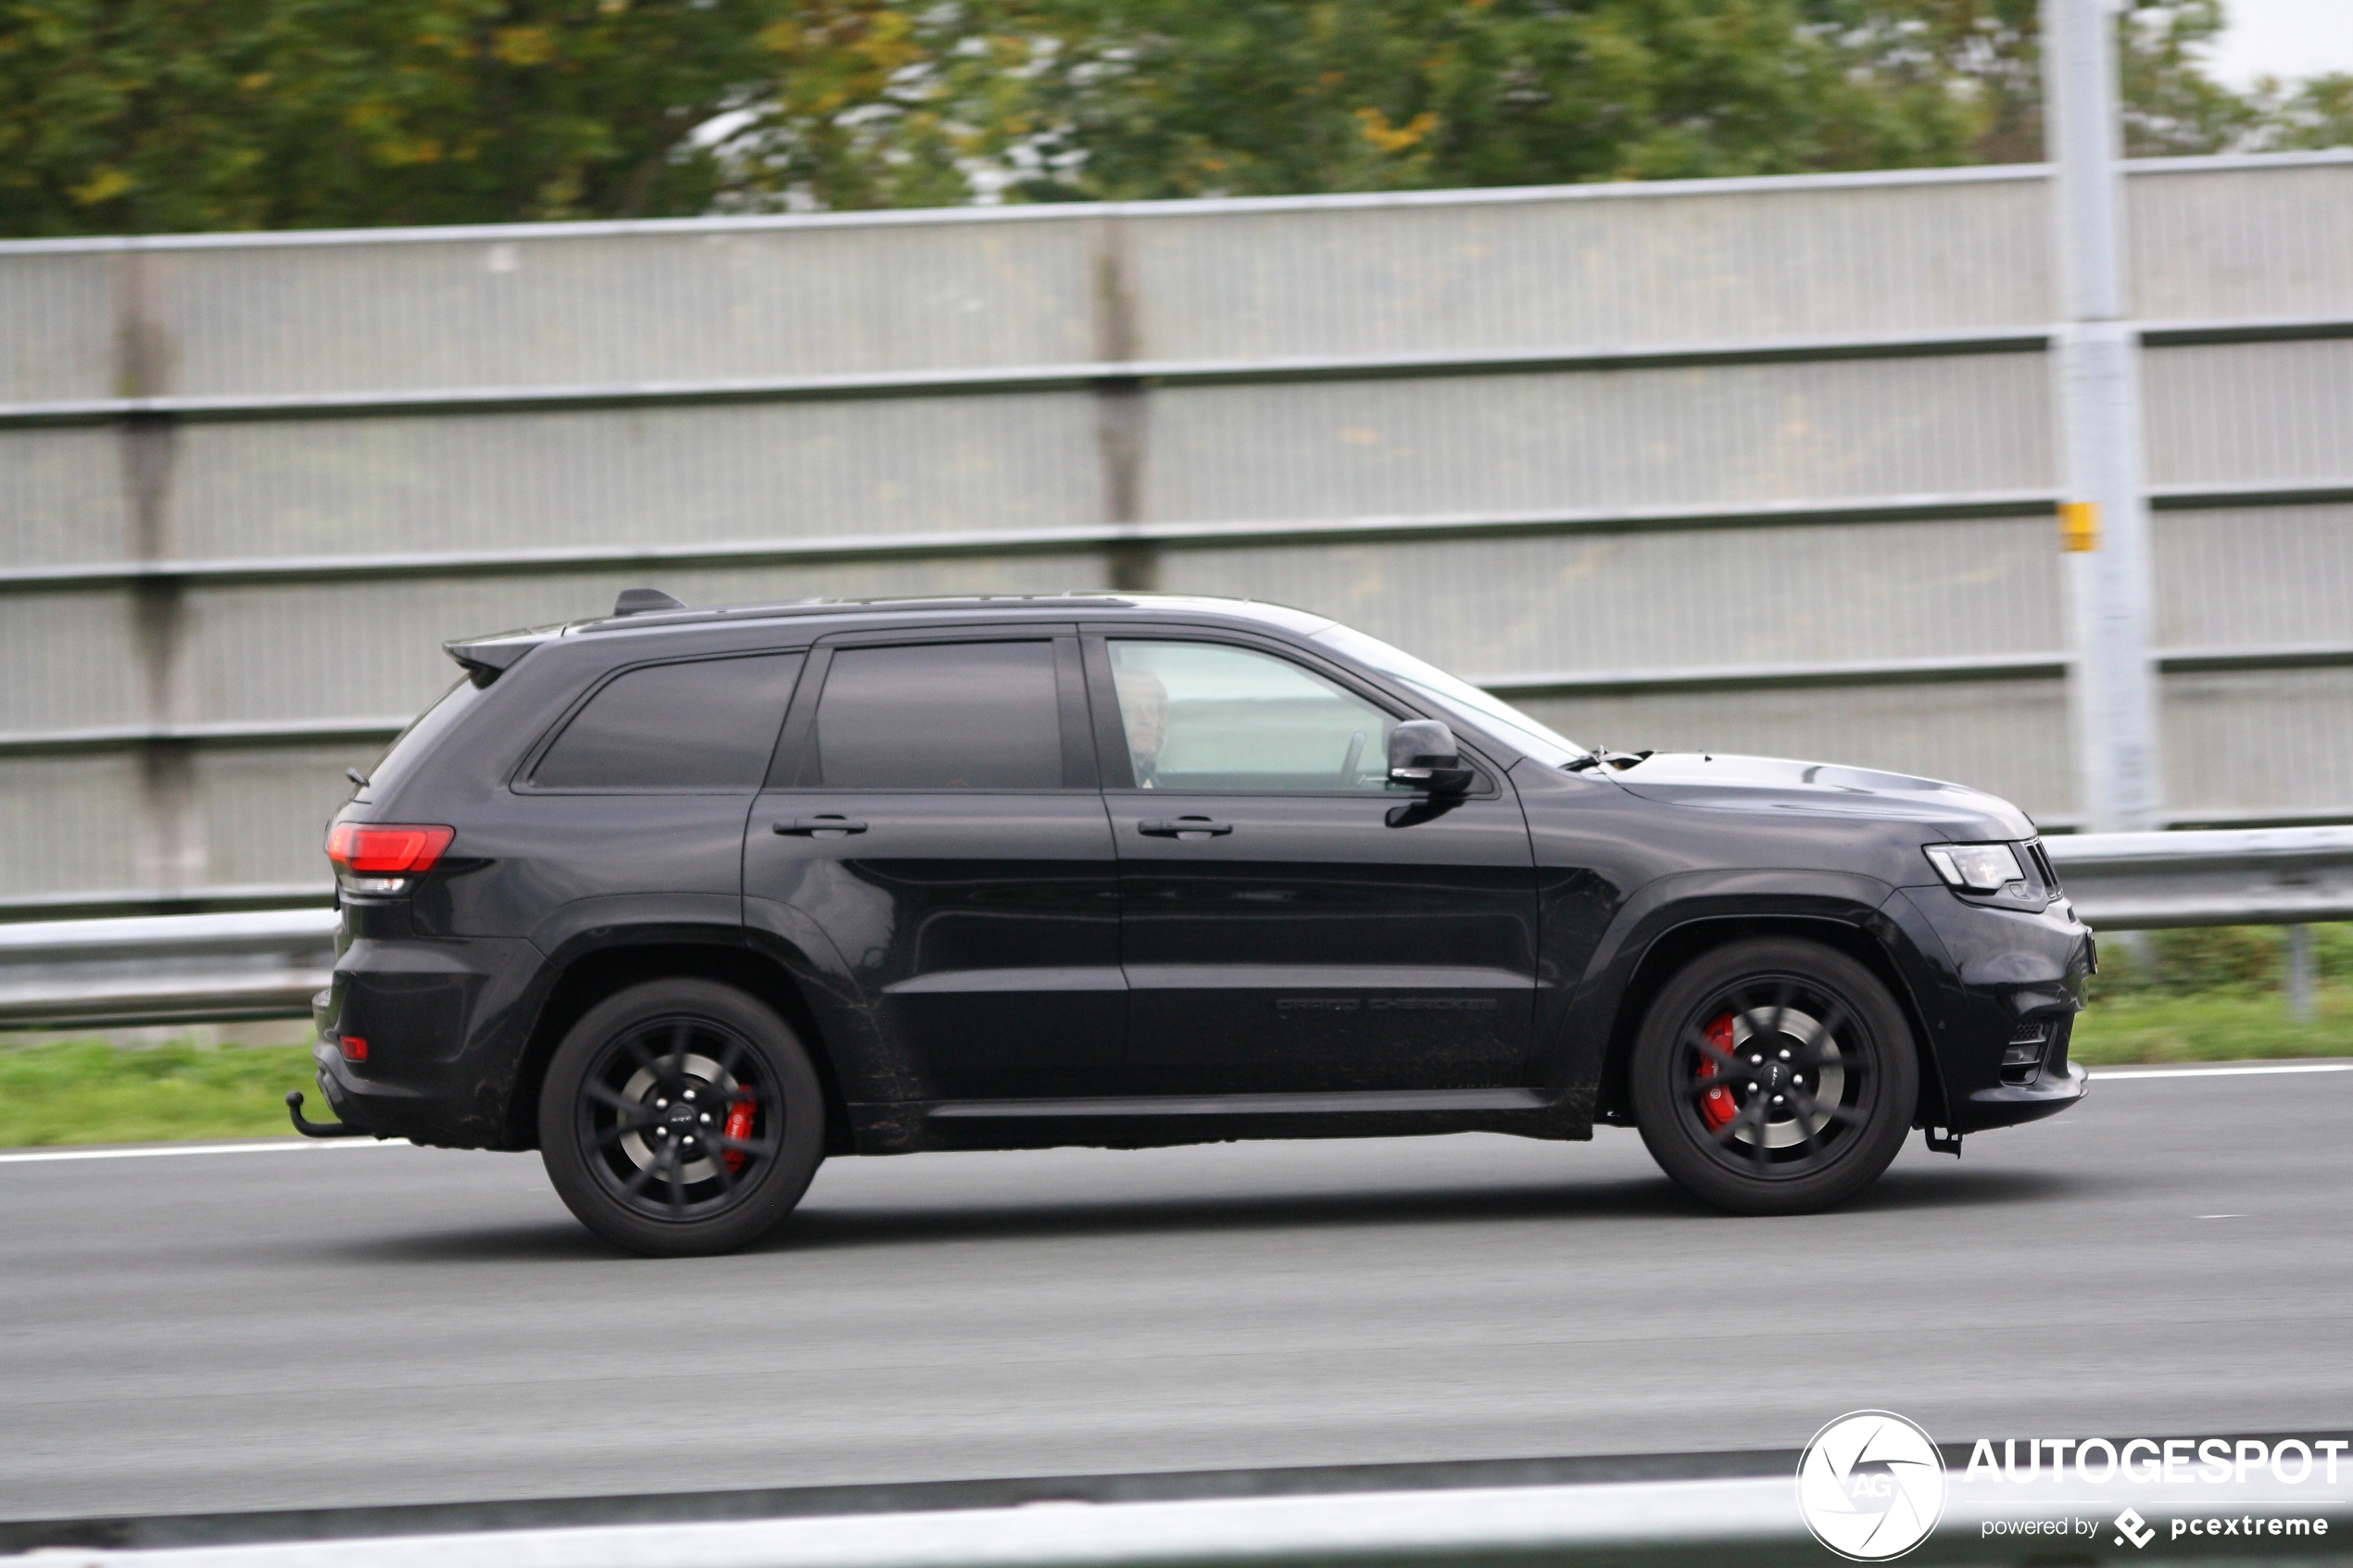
[1631,938,1918,1215]
[539,979,824,1256]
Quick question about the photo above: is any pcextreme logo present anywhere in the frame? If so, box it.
[1797,1411,1949,1561]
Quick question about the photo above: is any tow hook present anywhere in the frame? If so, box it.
[1923,1126,1963,1157]
[285,1090,372,1139]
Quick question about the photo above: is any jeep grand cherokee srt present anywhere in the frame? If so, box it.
[299,592,2091,1255]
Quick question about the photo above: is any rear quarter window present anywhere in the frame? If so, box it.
[531,653,803,791]
[364,677,484,798]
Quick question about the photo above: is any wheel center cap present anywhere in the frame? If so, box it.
[666,1104,698,1127]
[1761,1061,1793,1093]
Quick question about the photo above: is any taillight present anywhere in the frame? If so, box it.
[327,822,453,892]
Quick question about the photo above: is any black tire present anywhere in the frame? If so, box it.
[1631,938,1918,1215]
[538,978,824,1257]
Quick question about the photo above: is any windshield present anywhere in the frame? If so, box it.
[1310,624,1585,768]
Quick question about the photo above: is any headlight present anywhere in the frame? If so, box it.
[1923,842,2026,893]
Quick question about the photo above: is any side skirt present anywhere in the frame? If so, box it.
[847,1086,1595,1155]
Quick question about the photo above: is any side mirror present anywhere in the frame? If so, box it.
[1388,720,1474,795]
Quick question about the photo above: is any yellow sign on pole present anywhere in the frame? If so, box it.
[2058,500,2101,553]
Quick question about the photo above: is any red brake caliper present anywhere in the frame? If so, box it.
[1697,1011,1739,1132]
[722,1092,757,1174]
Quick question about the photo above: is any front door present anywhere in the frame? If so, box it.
[1091,633,1540,1094]
[743,631,1123,1100]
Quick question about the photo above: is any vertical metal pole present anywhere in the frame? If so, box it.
[2285,924,2315,1023]
[2045,0,2164,832]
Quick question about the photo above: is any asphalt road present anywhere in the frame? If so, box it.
[3,1065,2348,1524]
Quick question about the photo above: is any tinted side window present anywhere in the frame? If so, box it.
[1109,640,1400,793]
[533,654,802,790]
[365,676,481,797]
[814,642,1063,789]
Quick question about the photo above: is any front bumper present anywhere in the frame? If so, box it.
[1966,1059,2089,1125]
[1885,886,2095,1135]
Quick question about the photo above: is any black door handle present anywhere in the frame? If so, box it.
[774,816,868,836]
[1139,817,1233,838]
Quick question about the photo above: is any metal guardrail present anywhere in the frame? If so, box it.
[2044,826,2353,929]
[26,1469,2353,1567]
[0,1478,1818,1567]
[0,909,335,1030]
[3,827,2350,1032]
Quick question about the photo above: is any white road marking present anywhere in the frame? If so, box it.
[0,1138,411,1165]
[2093,1061,2352,1081]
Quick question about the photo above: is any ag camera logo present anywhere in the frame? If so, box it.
[1798,1411,1948,1560]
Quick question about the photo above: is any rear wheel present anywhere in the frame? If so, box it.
[1631,938,1917,1215]
[538,979,824,1256]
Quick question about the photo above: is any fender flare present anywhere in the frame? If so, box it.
[1535,868,1952,1126]
[504,895,859,1149]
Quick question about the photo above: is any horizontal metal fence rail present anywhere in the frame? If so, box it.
[0,327,2070,430]
[0,478,2345,599]
[0,490,2070,596]
[0,314,2342,434]
[3,830,2347,1030]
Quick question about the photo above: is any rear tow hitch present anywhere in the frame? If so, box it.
[285,1091,373,1139]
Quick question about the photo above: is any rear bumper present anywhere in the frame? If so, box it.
[310,925,547,1148]
[310,1040,417,1135]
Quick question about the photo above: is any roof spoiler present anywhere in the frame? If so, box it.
[444,628,553,687]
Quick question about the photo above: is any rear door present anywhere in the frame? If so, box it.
[1089,631,1540,1094]
[743,627,1123,1100]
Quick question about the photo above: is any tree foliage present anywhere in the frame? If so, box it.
[719,0,2353,206]
[2,0,2346,236]
[2248,69,2353,152]
[0,0,786,233]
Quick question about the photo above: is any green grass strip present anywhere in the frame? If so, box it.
[2070,986,2353,1065]
[0,1042,319,1148]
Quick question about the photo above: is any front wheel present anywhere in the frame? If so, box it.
[1631,938,1918,1215]
[538,979,825,1256]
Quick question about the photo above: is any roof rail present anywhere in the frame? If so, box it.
[571,592,1139,633]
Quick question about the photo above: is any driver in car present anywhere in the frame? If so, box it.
[1114,664,1170,787]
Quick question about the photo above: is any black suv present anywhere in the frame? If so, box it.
[303,592,2090,1255]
